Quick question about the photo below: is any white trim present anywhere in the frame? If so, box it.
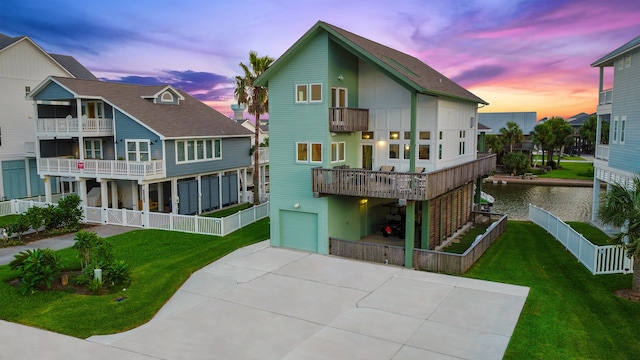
[296,142,309,162]
[295,84,308,103]
[309,83,323,102]
[175,138,222,163]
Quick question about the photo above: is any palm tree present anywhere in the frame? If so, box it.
[598,177,640,294]
[235,51,274,205]
[499,121,524,152]
[532,122,554,166]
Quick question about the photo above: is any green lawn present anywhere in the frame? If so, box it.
[465,221,640,360]
[0,218,270,338]
[535,161,594,180]
[444,223,490,254]
[0,214,20,228]
[201,203,252,218]
[567,221,612,246]
[532,154,585,162]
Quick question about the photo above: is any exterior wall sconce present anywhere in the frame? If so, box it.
[359,199,368,205]
[294,203,300,209]
[337,74,344,81]
[331,132,337,136]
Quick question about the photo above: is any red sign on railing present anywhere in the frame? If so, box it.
[77,162,84,169]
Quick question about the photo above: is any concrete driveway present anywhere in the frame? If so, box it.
[0,240,529,360]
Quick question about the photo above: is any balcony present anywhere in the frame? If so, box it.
[598,89,613,105]
[38,157,165,181]
[329,108,369,132]
[251,147,269,165]
[36,117,114,137]
[595,144,609,161]
[312,154,496,200]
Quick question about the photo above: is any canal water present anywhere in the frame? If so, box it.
[482,183,596,221]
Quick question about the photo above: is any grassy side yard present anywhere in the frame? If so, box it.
[0,218,270,338]
[465,221,640,360]
[201,203,252,218]
[535,161,594,180]
[566,221,612,246]
[444,223,490,254]
[0,214,20,228]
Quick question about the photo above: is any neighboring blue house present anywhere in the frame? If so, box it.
[29,76,253,215]
[591,35,640,221]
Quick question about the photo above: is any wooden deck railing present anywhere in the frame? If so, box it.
[329,107,369,132]
[312,154,496,200]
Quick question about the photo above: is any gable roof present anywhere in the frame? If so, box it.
[0,33,96,80]
[256,21,487,105]
[592,35,640,67]
[36,77,252,139]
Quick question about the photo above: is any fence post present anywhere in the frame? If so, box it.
[169,212,174,230]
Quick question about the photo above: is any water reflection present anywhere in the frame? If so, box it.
[482,183,596,221]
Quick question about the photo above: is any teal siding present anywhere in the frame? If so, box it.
[268,31,331,253]
[33,82,74,100]
[328,40,360,107]
[280,210,318,252]
[327,196,362,240]
[2,160,27,199]
[608,46,640,173]
[113,109,161,158]
[165,137,251,177]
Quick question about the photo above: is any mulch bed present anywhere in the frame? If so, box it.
[614,289,640,302]
[2,223,97,247]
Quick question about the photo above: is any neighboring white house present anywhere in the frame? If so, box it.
[0,33,97,200]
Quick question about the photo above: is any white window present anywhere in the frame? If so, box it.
[613,117,619,143]
[621,116,627,144]
[127,140,150,161]
[310,83,322,102]
[389,144,400,159]
[85,139,102,159]
[296,142,323,163]
[459,130,466,155]
[176,139,221,163]
[161,91,174,102]
[331,87,347,107]
[419,144,430,160]
[331,141,346,162]
[25,86,31,97]
[296,84,308,103]
[625,54,632,68]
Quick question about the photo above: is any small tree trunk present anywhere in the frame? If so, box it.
[253,114,261,205]
[632,256,640,293]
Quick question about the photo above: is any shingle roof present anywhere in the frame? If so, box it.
[48,54,97,80]
[51,77,253,139]
[256,21,487,105]
[592,35,640,67]
[0,33,22,50]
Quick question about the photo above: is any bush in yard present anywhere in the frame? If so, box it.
[104,260,131,287]
[6,215,30,240]
[23,206,44,235]
[57,194,83,231]
[9,248,63,295]
[72,230,129,290]
[42,205,63,234]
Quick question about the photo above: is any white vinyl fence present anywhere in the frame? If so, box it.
[0,198,269,237]
[528,203,633,275]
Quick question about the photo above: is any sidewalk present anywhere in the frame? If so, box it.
[0,224,136,265]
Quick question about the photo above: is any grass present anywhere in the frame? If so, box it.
[532,154,585,161]
[567,221,612,246]
[535,161,594,180]
[0,214,20,228]
[444,223,490,254]
[0,218,270,338]
[465,221,640,360]
[201,203,252,218]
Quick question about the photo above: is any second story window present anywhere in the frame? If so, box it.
[127,140,150,161]
[296,142,322,163]
[176,139,221,163]
[295,84,322,103]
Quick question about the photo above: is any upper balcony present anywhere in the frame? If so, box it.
[38,157,165,181]
[329,107,369,132]
[252,147,269,166]
[598,89,613,105]
[312,154,496,200]
[595,144,609,161]
[36,117,114,138]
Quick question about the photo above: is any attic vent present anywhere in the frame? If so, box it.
[161,91,174,102]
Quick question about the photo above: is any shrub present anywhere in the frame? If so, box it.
[6,216,30,239]
[9,248,63,295]
[23,206,44,235]
[57,194,83,231]
[105,260,131,287]
[42,205,63,234]
[502,151,530,176]
[87,278,104,294]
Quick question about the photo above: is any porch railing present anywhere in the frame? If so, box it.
[312,154,496,200]
[329,107,369,132]
[38,157,165,180]
[595,144,609,161]
[599,88,613,105]
[36,117,114,136]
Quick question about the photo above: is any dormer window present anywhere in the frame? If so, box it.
[161,91,174,102]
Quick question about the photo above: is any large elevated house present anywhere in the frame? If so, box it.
[592,35,640,220]
[255,21,495,267]
[28,76,253,216]
[0,33,97,200]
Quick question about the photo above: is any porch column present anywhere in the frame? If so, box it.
[25,159,32,198]
[474,177,483,204]
[99,179,108,209]
[242,168,248,202]
[421,200,430,249]
[404,201,415,268]
[43,176,52,203]
[76,98,84,161]
[171,179,178,214]
[218,172,223,208]
[236,169,242,204]
[157,183,164,212]
[261,165,267,200]
[131,184,139,210]
[141,182,149,227]
[592,179,602,221]
[196,175,202,214]
[111,181,118,209]
[77,178,87,208]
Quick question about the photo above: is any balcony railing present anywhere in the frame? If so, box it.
[595,144,609,161]
[599,89,613,105]
[36,117,114,137]
[329,107,369,132]
[38,157,165,180]
[312,154,496,200]
[251,147,269,165]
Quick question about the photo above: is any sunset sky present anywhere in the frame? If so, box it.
[1,0,639,120]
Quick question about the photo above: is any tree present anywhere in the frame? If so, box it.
[579,115,597,152]
[485,134,505,164]
[235,51,274,205]
[502,151,530,176]
[598,177,640,294]
[545,117,573,168]
[499,121,524,152]
[532,121,554,166]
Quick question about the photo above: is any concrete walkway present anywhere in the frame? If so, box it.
[0,224,137,265]
[0,240,529,359]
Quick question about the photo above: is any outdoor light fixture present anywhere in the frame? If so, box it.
[294,203,300,209]
[337,74,344,81]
